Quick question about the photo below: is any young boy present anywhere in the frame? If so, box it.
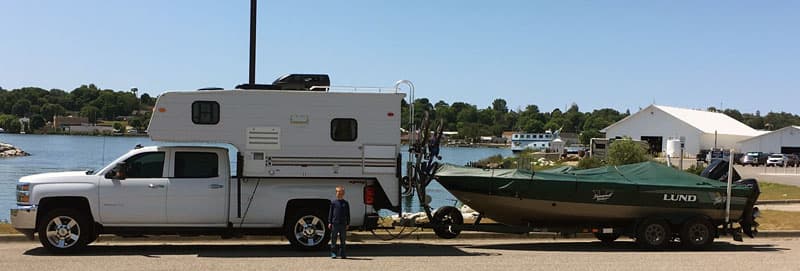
[328,185,349,259]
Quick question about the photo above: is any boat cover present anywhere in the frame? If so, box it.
[436,161,739,189]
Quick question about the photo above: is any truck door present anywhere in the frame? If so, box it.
[99,151,168,224]
[166,150,228,225]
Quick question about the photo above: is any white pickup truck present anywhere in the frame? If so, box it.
[11,145,392,253]
[11,76,407,253]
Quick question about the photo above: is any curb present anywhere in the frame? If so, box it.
[3,231,800,243]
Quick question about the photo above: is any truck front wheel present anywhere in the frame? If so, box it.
[285,208,330,250]
[37,208,91,254]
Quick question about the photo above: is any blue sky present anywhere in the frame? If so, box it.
[2,1,798,114]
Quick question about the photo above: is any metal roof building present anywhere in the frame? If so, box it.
[737,126,800,154]
[601,105,766,157]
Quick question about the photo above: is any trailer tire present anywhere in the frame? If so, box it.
[37,208,91,254]
[285,208,330,251]
[636,218,672,250]
[432,206,463,239]
[679,217,714,250]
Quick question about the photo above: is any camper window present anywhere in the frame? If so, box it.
[174,152,219,178]
[331,118,357,141]
[192,101,220,125]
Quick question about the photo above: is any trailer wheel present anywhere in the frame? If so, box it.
[680,218,714,250]
[285,208,330,250]
[37,208,91,254]
[593,232,621,245]
[432,206,463,239]
[636,218,672,250]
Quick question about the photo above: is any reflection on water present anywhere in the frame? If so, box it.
[0,134,510,220]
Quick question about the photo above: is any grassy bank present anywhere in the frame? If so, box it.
[758,182,800,201]
[0,223,18,234]
[757,210,800,230]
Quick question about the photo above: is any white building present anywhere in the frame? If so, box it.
[601,105,765,156]
[737,126,800,154]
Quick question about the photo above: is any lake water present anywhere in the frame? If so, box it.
[0,134,511,221]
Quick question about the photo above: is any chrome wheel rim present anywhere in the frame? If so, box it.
[687,223,709,244]
[293,215,325,247]
[644,224,666,245]
[45,216,80,249]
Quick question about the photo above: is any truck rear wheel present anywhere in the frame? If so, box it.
[679,218,714,250]
[37,208,91,254]
[432,206,463,239]
[636,218,672,250]
[285,208,330,250]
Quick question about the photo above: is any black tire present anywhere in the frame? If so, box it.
[679,217,715,250]
[432,206,463,239]
[593,232,621,245]
[285,208,330,251]
[37,208,92,254]
[636,218,672,250]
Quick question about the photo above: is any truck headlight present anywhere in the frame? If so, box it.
[16,183,30,204]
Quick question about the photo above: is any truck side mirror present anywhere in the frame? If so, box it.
[107,162,128,180]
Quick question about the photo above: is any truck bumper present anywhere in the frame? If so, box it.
[10,205,37,240]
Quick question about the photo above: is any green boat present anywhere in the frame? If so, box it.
[432,160,760,249]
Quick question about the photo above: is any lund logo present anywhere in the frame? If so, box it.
[663,194,697,202]
[592,189,614,202]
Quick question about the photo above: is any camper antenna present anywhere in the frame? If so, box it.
[248,0,257,86]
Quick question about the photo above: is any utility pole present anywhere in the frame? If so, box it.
[249,0,257,86]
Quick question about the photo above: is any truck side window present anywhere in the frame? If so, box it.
[125,152,165,178]
[174,152,219,178]
[331,118,357,141]
[192,101,220,124]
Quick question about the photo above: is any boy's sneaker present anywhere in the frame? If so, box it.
[331,252,337,259]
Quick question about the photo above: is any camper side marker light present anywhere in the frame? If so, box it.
[158,107,167,113]
[387,112,395,117]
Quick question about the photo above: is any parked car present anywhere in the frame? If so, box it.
[741,152,768,166]
[696,149,709,163]
[766,154,788,167]
[786,154,799,167]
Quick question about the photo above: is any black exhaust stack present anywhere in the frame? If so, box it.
[248,0,257,87]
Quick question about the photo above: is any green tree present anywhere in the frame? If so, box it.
[491,99,508,114]
[129,116,149,132]
[113,122,125,133]
[80,105,100,124]
[11,99,31,117]
[579,129,603,144]
[30,114,46,130]
[0,114,21,133]
[140,93,155,106]
[607,138,651,166]
[40,103,66,121]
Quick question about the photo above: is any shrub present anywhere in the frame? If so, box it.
[577,156,604,169]
[685,164,706,175]
[607,138,651,166]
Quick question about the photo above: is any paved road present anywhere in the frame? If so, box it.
[736,165,800,187]
[1,238,798,271]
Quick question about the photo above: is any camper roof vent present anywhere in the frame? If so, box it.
[235,74,330,91]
